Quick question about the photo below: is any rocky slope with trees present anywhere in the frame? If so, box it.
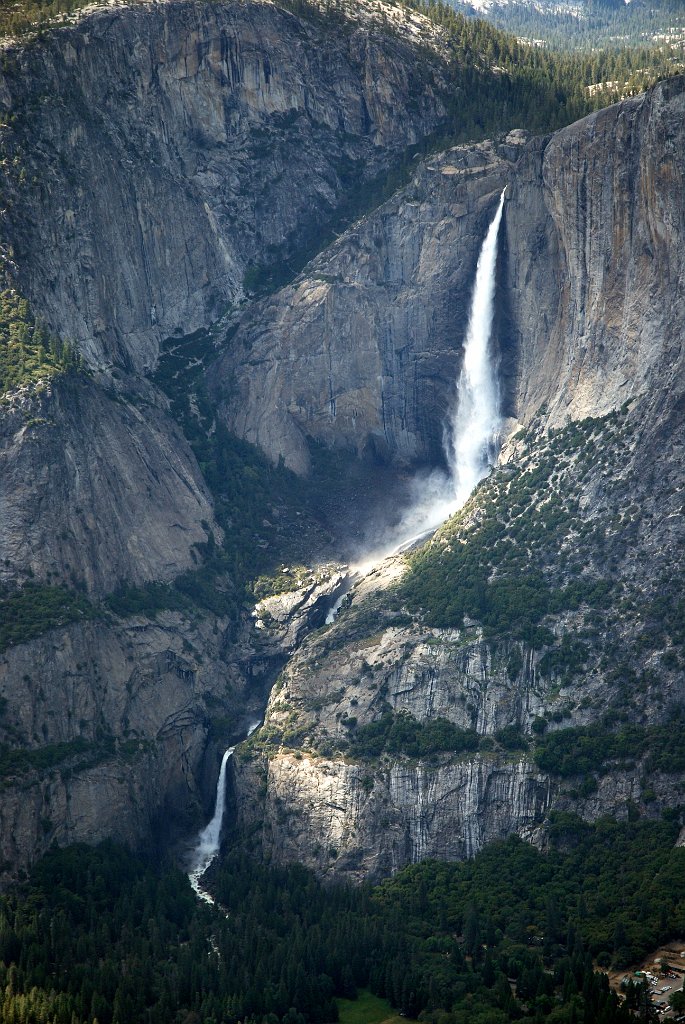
[0,0,682,882]
[228,77,685,879]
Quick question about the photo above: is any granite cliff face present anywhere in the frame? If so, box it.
[0,614,216,871]
[0,0,449,372]
[506,77,685,433]
[0,376,217,595]
[0,0,455,875]
[215,77,685,477]
[0,0,684,883]
[235,750,553,881]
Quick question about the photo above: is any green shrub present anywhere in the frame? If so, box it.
[534,713,685,779]
[0,0,113,37]
[0,584,95,652]
[348,710,479,760]
[0,288,82,396]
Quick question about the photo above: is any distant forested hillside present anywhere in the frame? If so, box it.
[409,0,684,132]
[448,0,685,51]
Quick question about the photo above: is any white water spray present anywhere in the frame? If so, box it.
[188,747,233,903]
[325,591,347,625]
[446,186,505,505]
[354,188,506,571]
[188,719,261,903]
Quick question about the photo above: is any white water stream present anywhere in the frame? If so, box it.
[353,187,506,573]
[188,192,507,891]
[445,186,506,507]
[188,719,261,903]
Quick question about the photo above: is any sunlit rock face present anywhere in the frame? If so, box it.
[505,76,685,434]
[234,748,553,883]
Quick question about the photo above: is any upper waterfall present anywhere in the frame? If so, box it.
[445,187,506,505]
[354,187,507,569]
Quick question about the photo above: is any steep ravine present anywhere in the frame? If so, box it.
[0,0,454,877]
[0,0,683,882]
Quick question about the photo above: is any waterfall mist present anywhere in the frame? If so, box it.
[354,188,506,571]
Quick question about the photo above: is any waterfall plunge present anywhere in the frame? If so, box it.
[355,188,506,569]
[188,746,234,903]
[188,720,261,903]
[445,187,506,506]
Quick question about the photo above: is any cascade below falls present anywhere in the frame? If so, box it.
[355,187,506,572]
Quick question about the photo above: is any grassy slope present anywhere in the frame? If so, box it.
[336,990,409,1024]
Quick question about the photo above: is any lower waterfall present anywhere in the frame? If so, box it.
[188,720,261,903]
[188,746,234,903]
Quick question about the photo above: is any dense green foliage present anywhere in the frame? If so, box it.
[378,815,685,971]
[409,0,683,126]
[0,0,96,37]
[400,414,622,644]
[534,712,685,778]
[0,736,141,784]
[0,289,81,397]
[0,583,94,652]
[348,710,479,759]
[0,818,683,1023]
[104,581,193,619]
[336,990,400,1024]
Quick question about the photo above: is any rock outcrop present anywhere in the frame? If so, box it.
[0,376,217,595]
[234,748,553,882]
[227,140,685,880]
[0,0,450,372]
[505,76,685,432]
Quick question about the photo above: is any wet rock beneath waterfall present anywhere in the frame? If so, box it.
[254,568,352,651]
